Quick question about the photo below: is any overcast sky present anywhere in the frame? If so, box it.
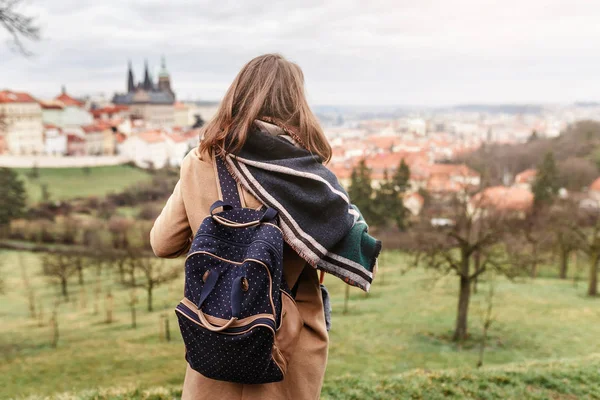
[2,0,599,106]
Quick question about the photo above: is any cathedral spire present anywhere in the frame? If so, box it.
[143,59,153,91]
[127,60,135,93]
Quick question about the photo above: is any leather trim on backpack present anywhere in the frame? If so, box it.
[271,291,303,377]
[185,251,277,317]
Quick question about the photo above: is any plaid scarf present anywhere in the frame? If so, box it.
[220,125,381,292]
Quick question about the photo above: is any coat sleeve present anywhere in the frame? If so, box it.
[150,179,193,258]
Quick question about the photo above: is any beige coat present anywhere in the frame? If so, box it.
[151,148,329,400]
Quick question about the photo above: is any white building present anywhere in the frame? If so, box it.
[41,88,94,129]
[55,89,94,128]
[0,90,44,155]
[82,124,106,155]
[119,130,189,169]
[43,124,67,155]
[174,102,190,127]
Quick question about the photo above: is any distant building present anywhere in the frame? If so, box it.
[41,87,94,130]
[82,122,114,155]
[174,102,190,127]
[90,105,130,122]
[52,86,94,128]
[0,90,44,155]
[588,177,600,203]
[43,124,67,155]
[66,133,85,156]
[404,192,425,216]
[113,58,176,127]
[470,186,533,218]
[119,130,188,168]
[514,168,537,190]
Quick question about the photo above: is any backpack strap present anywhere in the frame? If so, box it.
[215,154,242,208]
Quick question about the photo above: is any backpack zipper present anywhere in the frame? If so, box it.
[192,233,282,259]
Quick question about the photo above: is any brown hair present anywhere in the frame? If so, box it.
[199,54,332,163]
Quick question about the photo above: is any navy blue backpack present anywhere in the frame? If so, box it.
[175,155,295,384]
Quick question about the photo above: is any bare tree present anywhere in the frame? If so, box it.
[477,273,496,368]
[124,252,180,312]
[50,300,59,348]
[128,288,138,329]
[548,204,578,279]
[568,207,600,296]
[412,193,522,341]
[0,0,40,56]
[18,252,36,318]
[520,212,552,278]
[104,289,114,324]
[42,252,80,300]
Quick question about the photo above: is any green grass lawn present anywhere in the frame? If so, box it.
[14,166,152,204]
[1,250,599,399]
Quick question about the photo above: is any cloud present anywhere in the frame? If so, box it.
[1,0,600,105]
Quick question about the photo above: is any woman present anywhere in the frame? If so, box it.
[151,54,331,400]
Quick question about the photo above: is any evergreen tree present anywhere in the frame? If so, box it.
[393,159,410,193]
[372,159,411,230]
[532,152,559,207]
[0,168,26,233]
[348,159,375,222]
[373,170,404,229]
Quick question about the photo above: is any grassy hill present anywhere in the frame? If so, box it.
[18,355,600,399]
[14,165,152,204]
[1,250,599,399]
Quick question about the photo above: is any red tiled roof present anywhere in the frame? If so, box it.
[515,169,537,184]
[472,186,533,212]
[91,105,129,117]
[427,163,479,177]
[329,165,353,180]
[44,123,61,130]
[67,133,85,143]
[368,135,400,150]
[82,122,111,133]
[55,92,84,107]
[427,175,464,193]
[40,100,64,110]
[0,90,37,103]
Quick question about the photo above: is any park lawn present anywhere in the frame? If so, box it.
[1,250,599,399]
[14,165,152,204]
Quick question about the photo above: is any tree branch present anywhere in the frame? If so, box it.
[0,0,40,56]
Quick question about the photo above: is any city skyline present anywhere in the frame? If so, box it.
[2,0,600,106]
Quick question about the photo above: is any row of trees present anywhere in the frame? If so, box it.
[346,149,600,342]
[40,249,180,313]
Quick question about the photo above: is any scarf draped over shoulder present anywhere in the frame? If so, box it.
[219,120,381,292]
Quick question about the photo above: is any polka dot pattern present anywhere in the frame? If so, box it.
[177,314,284,383]
[175,155,287,384]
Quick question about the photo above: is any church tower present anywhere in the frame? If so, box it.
[157,56,173,97]
[143,59,153,91]
[127,60,135,93]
